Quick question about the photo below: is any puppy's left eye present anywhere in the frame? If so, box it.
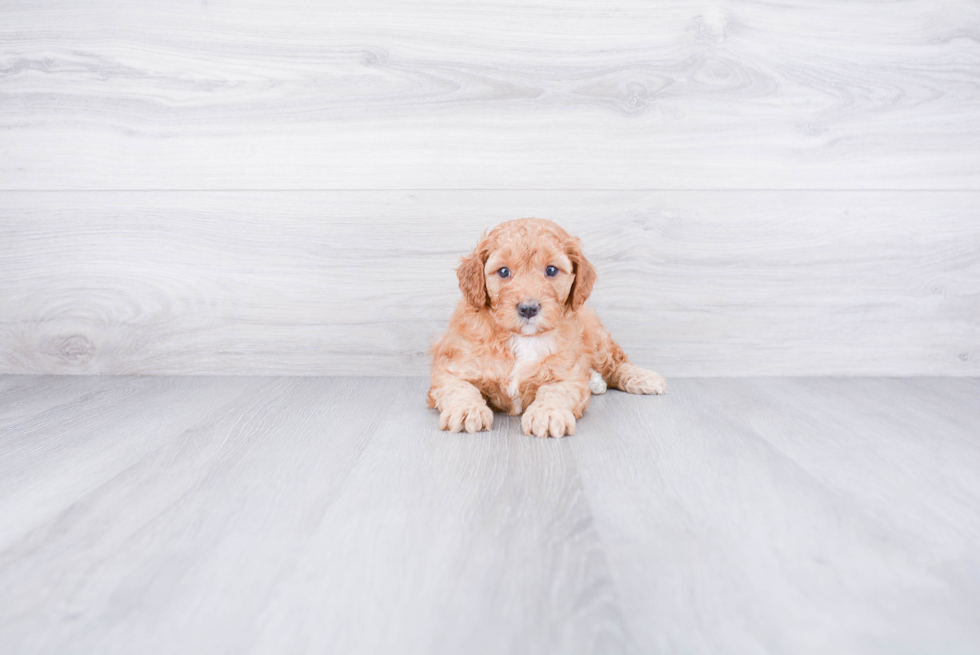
[545,265,559,277]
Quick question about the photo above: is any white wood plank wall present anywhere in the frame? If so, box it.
[2,1,979,376]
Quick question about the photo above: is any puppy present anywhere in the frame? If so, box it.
[427,218,666,438]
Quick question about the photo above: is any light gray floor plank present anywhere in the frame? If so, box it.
[0,376,108,427]
[1,376,978,654]
[0,377,390,654]
[247,382,628,655]
[0,377,277,551]
[3,191,978,378]
[570,378,980,654]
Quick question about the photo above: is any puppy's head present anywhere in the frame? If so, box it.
[457,218,596,335]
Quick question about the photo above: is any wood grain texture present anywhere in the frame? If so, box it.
[568,377,980,653]
[1,0,979,189]
[1,375,979,654]
[2,190,978,376]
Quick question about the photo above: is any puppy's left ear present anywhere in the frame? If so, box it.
[566,237,596,310]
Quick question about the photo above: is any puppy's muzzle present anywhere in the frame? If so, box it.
[517,302,540,319]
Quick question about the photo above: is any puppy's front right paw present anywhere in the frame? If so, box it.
[439,401,494,433]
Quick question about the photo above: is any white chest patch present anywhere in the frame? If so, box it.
[506,334,556,413]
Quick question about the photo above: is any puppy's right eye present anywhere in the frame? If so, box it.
[497,267,510,279]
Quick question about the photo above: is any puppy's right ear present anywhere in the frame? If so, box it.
[457,245,488,309]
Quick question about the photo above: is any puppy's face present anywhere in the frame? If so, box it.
[484,238,574,335]
[457,219,596,336]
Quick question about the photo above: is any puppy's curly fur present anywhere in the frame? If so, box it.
[428,218,666,438]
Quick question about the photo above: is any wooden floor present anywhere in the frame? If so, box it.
[1,376,979,654]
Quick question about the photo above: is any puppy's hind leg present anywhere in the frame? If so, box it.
[611,362,667,395]
[593,326,667,395]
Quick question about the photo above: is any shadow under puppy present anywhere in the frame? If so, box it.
[428,218,666,438]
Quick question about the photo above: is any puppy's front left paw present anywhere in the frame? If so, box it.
[521,403,576,439]
[620,367,667,395]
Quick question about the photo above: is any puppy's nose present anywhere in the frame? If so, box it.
[517,302,540,319]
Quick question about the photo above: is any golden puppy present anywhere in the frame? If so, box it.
[428,218,666,438]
